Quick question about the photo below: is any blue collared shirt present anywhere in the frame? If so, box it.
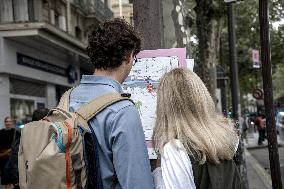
[69,75,154,189]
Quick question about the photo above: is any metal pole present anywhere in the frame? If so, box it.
[221,81,227,116]
[259,0,282,188]
[227,2,249,188]
[227,3,239,120]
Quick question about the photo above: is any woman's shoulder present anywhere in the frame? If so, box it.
[163,140,189,161]
[164,139,183,149]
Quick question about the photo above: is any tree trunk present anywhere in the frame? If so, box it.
[171,0,192,57]
[194,0,222,99]
[133,0,164,50]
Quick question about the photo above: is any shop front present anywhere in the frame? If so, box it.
[0,28,88,128]
[9,77,47,126]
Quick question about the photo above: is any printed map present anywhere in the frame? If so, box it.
[123,56,179,141]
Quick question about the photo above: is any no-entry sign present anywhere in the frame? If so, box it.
[252,88,263,100]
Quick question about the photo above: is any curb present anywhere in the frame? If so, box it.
[247,143,283,150]
[245,149,272,189]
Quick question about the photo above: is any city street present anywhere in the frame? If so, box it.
[1,0,284,188]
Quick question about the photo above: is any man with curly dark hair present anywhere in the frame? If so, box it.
[69,18,154,189]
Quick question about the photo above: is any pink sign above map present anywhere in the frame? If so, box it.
[136,48,187,67]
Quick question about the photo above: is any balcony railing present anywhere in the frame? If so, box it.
[72,0,88,13]
[72,0,113,21]
[93,0,113,21]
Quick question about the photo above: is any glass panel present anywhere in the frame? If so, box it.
[10,98,35,127]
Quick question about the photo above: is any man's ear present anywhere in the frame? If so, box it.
[125,51,134,65]
[125,55,132,65]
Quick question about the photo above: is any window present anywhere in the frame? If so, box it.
[28,0,35,21]
[75,26,82,40]
[55,12,60,28]
[10,98,34,126]
[130,16,133,25]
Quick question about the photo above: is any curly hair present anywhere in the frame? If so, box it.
[87,18,141,70]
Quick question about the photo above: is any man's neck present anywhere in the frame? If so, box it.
[94,69,123,84]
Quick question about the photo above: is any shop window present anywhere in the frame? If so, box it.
[10,98,34,126]
[10,78,46,97]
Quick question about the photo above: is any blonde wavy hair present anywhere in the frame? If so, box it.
[153,68,238,164]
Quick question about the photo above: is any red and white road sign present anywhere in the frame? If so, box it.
[252,88,263,100]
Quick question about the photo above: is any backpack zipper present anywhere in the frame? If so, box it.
[25,160,29,183]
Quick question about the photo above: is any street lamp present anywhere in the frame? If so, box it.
[224,0,239,121]
[224,1,248,188]
[217,66,228,116]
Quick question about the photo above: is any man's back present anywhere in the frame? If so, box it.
[69,75,154,189]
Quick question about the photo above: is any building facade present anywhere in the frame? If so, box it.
[0,0,113,127]
[110,0,133,25]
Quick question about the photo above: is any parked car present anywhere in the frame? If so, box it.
[276,111,284,133]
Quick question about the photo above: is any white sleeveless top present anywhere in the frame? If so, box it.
[152,140,196,189]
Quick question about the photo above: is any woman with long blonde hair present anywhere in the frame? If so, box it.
[152,68,242,189]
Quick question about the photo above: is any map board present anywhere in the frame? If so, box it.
[122,48,186,159]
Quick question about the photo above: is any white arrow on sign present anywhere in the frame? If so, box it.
[224,0,237,2]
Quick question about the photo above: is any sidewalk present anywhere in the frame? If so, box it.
[246,149,272,189]
[245,131,284,189]
[245,132,284,149]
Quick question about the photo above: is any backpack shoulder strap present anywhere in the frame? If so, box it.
[57,88,75,111]
[76,93,133,122]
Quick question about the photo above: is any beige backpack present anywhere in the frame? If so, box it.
[18,89,132,189]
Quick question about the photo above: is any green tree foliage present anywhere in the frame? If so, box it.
[272,25,284,100]
[273,65,284,100]
[185,0,226,97]
[216,1,283,97]
[231,0,260,95]
[187,0,260,96]
[187,0,284,103]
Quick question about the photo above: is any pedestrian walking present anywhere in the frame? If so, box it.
[152,68,243,189]
[0,117,20,189]
[255,114,266,145]
[241,114,249,144]
[4,108,49,189]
